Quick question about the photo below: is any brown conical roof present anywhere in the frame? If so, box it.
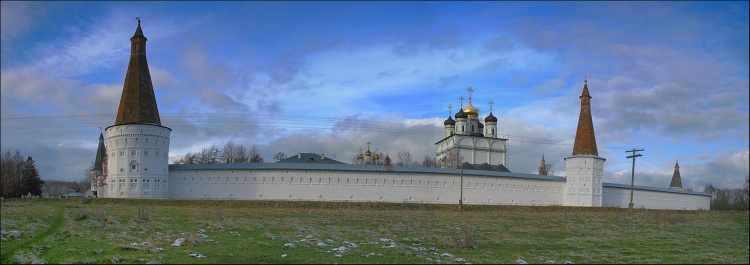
[670,160,683,189]
[115,20,162,126]
[538,154,548,175]
[572,79,598,156]
[93,132,106,172]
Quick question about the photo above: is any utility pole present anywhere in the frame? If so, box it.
[626,148,644,218]
[458,148,464,211]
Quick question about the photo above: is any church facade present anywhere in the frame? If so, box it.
[90,21,710,210]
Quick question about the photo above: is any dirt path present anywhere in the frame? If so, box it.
[0,205,66,263]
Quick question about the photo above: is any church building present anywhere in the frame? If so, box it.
[435,87,508,169]
[89,21,710,210]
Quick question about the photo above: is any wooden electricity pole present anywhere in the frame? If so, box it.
[626,148,644,218]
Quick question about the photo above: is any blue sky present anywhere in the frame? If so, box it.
[1,1,748,191]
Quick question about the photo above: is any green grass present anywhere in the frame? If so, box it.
[1,198,748,264]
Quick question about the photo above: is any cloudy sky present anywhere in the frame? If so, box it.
[1,1,748,191]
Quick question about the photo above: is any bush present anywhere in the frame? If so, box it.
[136,205,150,222]
[449,224,478,249]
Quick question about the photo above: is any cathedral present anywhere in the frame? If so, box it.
[435,87,509,170]
[89,21,709,210]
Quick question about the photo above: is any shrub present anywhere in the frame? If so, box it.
[74,209,88,221]
[136,205,150,222]
[449,224,478,249]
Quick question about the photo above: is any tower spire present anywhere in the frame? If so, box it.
[93,132,106,172]
[669,160,683,189]
[571,78,598,156]
[115,19,162,126]
[538,154,548,175]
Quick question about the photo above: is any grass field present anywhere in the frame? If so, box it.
[1,198,748,264]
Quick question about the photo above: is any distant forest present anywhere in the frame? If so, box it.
[2,150,88,198]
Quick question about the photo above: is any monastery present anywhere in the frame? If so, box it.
[89,21,710,210]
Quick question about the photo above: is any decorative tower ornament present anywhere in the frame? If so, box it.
[444,104,456,137]
[455,95,468,134]
[485,99,498,138]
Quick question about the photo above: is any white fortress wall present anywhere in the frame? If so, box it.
[168,164,567,205]
[602,184,710,210]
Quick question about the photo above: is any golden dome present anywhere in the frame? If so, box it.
[365,150,372,157]
[463,102,479,117]
[357,153,364,160]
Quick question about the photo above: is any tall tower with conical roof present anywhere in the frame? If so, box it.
[538,154,548,175]
[104,19,172,199]
[669,160,683,190]
[564,79,606,206]
[89,132,107,196]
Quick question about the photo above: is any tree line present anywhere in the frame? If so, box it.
[173,141,264,164]
[1,150,44,198]
[703,175,749,211]
[174,142,473,170]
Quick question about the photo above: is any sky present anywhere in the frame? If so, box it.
[1,1,748,191]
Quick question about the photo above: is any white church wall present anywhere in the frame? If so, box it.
[602,186,710,210]
[168,167,567,206]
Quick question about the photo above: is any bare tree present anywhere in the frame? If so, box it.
[273,151,288,161]
[437,150,464,169]
[396,150,418,167]
[534,163,556,176]
[174,146,220,164]
[222,141,249,163]
[174,152,198,164]
[1,150,25,198]
[198,146,221,164]
[421,155,436,168]
[249,145,264,163]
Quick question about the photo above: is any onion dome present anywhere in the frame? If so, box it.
[444,115,456,126]
[455,108,468,119]
[485,112,497,123]
[357,152,364,160]
[365,150,372,157]
[374,153,380,160]
[463,102,479,117]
